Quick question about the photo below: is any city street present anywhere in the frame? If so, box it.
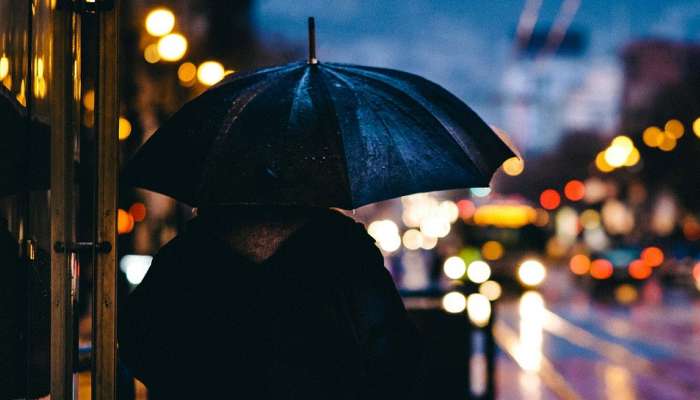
[495,271,700,400]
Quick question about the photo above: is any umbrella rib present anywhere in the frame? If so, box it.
[313,68,355,208]
[327,65,492,178]
[321,68,419,199]
[195,77,286,204]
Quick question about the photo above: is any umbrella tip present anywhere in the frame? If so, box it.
[308,17,318,64]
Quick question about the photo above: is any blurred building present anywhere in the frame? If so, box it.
[501,29,622,154]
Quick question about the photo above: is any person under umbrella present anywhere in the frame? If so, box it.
[119,18,516,399]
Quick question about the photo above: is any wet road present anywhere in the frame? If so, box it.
[494,272,700,399]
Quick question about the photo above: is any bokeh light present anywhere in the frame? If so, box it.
[502,156,524,176]
[658,134,677,151]
[118,117,132,140]
[539,189,561,210]
[0,54,8,80]
[177,62,197,84]
[569,254,591,275]
[83,89,95,111]
[479,280,502,301]
[623,147,640,167]
[117,209,134,234]
[145,8,175,37]
[628,259,651,280]
[402,229,423,250]
[564,180,585,201]
[580,209,601,230]
[129,202,147,222]
[442,291,467,314]
[157,33,188,62]
[481,240,504,261]
[604,147,627,168]
[590,259,613,279]
[197,61,225,86]
[367,219,401,253]
[120,255,153,285]
[467,260,491,284]
[467,294,491,327]
[473,204,537,228]
[443,256,467,280]
[664,119,684,139]
[595,151,614,172]
[615,284,638,304]
[640,246,664,267]
[143,43,160,64]
[693,118,700,138]
[457,199,476,220]
[693,262,700,282]
[470,187,492,198]
[643,126,663,147]
[420,235,438,250]
[440,200,460,223]
[517,259,546,287]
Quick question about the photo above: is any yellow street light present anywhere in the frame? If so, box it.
[442,291,467,314]
[177,62,197,84]
[642,126,663,147]
[443,256,466,280]
[665,119,684,139]
[467,293,491,327]
[143,43,160,64]
[157,33,188,62]
[197,60,225,86]
[0,54,9,80]
[502,156,524,176]
[466,260,491,284]
[118,117,132,141]
[517,259,546,287]
[145,8,175,37]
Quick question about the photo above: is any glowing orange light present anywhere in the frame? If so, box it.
[539,189,561,210]
[481,241,504,261]
[569,254,591,275]
[628,259,651,280]
[590,259,613,279]
[665,119,684,139]
[129,202,147,222]
[640,246,664,267]
[564,180,585,201]
[693,262,700,281]
[682,217,700,241]
[457,199,476,220]
[117,209,134,234]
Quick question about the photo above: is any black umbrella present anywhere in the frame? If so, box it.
[123,18,516,209]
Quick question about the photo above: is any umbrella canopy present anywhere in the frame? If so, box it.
[123,22,516,209]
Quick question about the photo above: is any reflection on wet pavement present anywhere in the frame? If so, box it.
[495,280,700,399]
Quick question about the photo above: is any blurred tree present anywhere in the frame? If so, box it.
[620,40,700,212]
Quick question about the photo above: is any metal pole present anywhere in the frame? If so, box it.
[308,17,317,64]
[50,2,76,398]
[93,0,119,398]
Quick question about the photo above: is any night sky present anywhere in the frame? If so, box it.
[253,0,700,133]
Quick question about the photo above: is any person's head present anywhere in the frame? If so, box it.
[195,204,324,230]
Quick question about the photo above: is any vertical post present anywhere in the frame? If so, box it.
[50,3,76,399]
[93,0,119,398]
[307,17,317,64]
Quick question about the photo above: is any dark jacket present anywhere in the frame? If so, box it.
[119,210,422,399]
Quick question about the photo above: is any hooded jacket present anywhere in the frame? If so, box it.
[119,209,422,399]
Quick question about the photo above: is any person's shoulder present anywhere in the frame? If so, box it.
[314,209,372,242]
